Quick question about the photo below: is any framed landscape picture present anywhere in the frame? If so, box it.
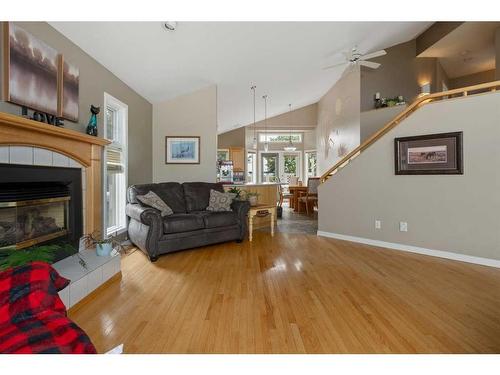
[2,22,59,116]
[394,132,463,175]
[165,136,200,164]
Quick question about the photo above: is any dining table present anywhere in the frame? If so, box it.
[288,185,308,212]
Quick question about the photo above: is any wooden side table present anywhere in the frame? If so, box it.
[248,204,276,242]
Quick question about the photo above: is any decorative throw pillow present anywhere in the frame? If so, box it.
[136,191,173,217]
[206,189,236,212]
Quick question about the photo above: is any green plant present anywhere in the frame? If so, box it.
[227,187,243,199]
[0,243,76,271]
[245,191,260,198]
[81,231,124,253]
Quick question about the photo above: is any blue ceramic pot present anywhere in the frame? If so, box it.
[96,243,113,256]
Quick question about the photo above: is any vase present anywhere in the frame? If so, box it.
[96,243,113,256]
[86,105,100,136]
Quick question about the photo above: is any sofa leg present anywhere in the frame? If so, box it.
[149,255,159,262]
[236,239,243,243]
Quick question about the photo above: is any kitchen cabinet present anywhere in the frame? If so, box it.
[229,147,245,172]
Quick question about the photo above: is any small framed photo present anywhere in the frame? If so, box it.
[395,132,463,175]
[165,136,200,164]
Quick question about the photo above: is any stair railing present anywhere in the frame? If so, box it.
[320,80,500,183]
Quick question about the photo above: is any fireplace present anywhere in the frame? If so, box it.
[0,164,83,262]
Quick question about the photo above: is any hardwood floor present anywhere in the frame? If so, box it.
[69,231,500,353]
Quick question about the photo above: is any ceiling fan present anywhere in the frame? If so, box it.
[323,46,387,70]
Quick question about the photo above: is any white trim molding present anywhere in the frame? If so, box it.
[317,231,500,269]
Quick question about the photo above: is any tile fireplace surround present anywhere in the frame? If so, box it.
[0,111,109,234]
[0,111,119,309]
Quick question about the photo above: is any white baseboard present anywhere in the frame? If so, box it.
[316,231,500,269]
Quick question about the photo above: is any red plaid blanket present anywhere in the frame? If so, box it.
[0,261,96,354]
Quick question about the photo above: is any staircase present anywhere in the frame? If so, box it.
[320,80,500,184]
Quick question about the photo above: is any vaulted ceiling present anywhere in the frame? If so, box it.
[50,22,431,132]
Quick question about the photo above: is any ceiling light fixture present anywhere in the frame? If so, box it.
[263,95,269,152]
[283,104,297,152]
[251,86,257,149]
[162,21,177,31]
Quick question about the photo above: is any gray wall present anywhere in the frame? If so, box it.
[153,85,217,183]
[360,105,406,143]
[317,67,360,174]
[360,39,444,111]
[496,28,500,80]
[319,91,500,261]
[448,70,496,89]
[0,22,153,185]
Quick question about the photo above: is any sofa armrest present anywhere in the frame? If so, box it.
[126,203,161,225]
[231,200,250,240]
[126,203,163,259]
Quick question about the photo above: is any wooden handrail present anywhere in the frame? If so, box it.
[320,80,500,183]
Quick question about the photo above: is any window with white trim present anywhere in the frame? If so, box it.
[104,93,128,236]
[258,133,302,143]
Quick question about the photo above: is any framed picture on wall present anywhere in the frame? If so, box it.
[2,22,59,115]
[165,136,200,164]
[394,132,463,175]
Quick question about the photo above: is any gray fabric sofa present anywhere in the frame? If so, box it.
[126,182,250,262]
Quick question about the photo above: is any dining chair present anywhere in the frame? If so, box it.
[297,177,320,215]
[288,176,299,186]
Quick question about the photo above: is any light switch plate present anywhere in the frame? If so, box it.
[375,220,381,229]
[399,221,408,232]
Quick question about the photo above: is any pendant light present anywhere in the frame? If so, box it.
[263,95,269,152]
[283,103,297,151]
[251,86,257,149]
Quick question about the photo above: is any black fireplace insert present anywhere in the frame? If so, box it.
[0,163,83,262]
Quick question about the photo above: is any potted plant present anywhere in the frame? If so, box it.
[81,231,123,257]
[227,187,244,200]
[244,191,260,206]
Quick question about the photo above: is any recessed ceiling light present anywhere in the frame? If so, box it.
[162,22,177,31]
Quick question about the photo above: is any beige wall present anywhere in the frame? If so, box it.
[448,70,496,89]
[218,127,245,148]
[0,22,153,185]
[252,103,317,130]
[317,67,360,175]
[319,91,500,261]
[153,85,217,183]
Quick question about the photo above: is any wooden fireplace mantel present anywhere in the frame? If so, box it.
[0,111,111,235]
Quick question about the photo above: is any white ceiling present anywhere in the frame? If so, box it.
[419,22,500,78]
[50,22,431,133]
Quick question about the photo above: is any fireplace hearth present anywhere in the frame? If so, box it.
[0,164,83,262]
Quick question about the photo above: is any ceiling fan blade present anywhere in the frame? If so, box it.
[360,49,386,61]
[323,61,347,70]
[359,60,381,69]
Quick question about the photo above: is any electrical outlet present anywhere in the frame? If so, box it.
[399,221,408,232]
[375,220,381,229]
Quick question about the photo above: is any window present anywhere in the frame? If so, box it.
[258,151,302,183]
[305,151,317,182]
[246,151,256,183]
[104,93,128,236]
[261,153,279,182]
[258,133,302,143]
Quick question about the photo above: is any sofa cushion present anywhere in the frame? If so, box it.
[136,191,174,217]
[206,189,236,212]
[162,214,204,234]
[182,182,224,212]
[199,211,238,229]
[128,183,186,213]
